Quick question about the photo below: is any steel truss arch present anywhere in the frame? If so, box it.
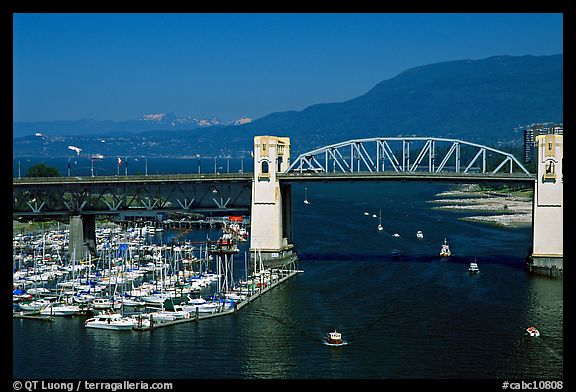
[287,137,530,176]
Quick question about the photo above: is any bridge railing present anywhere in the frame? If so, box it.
[287,137,531,176]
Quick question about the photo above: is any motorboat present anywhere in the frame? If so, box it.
[92,297,121,310]
[84,313,137,330]
[304,187,310,204]
[468,261,480,274]
[323,330,348,346]
[526,326,540,337]
[440,238,451,257]
[416,230,424,239]
[377,210,383,231]
[392,233,400,237]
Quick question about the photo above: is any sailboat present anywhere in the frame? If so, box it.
[377,210,383,231]
[304,187,310,204]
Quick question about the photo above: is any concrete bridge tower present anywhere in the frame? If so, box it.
[528,133,563,277]
[249,136,297,268]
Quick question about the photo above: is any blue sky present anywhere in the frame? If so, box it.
[13,13,563,123]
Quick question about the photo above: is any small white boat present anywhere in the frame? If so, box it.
[182,302,221,314]
[121,298,145,307]
[377,210,383,231]
[468,261,480,274]
[416,230,424,239]
[440,238,451,257]
[19,299,51,311]
[363,212,370,216]
[40,303,81,316]
[92,297,121,310]
[153,309,191,321]
[141,293,173,305]
[304,187,310,204]
[526,326,540,337]
[392,233,400,237]
[84,313,137,330]
[323,330,348,346]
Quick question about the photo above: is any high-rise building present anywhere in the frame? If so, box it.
[523,122,563,163]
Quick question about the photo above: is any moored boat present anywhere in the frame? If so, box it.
[84,313,137,330]
[40,303,81,316]
[18,299,51,311]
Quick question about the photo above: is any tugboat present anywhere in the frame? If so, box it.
[526,326,540,337]
[323,330,348,346]
[439,238,451,257]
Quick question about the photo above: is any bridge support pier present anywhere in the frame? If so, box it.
[527,134,563,278]
[249,136,298,270]
[69,215,96,261]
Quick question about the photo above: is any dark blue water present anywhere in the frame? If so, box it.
[12,180,563,379]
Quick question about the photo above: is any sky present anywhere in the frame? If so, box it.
[13,13,563,123]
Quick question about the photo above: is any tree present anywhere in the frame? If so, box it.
[26,163,60,177]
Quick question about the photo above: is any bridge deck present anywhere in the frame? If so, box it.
[278,171,535,183]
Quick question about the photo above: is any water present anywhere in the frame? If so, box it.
[12,181,563,379]
[13,157,253,178]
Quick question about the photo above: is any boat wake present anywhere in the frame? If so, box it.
[322,340,349,347]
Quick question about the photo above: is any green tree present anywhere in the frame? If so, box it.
[26,163,60,177]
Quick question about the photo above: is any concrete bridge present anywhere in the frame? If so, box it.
[12,135,563,277]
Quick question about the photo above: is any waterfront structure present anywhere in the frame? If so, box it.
[527,134,563,277]
[13,135,562,276]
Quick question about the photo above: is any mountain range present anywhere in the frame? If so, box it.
[13,54,562,158]
[13,113,253,139]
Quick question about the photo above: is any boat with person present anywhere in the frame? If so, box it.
[323,330,348,346]
[440,238,451,257]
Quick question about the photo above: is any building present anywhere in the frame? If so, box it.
[523,122,563,163]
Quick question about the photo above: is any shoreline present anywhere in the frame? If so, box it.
[429,184,533,228]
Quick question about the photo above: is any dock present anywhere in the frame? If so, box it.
[133,266,299,331]
[13,311,55,321]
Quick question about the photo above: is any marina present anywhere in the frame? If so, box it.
[13,181,562,379]
[13,216,299,332]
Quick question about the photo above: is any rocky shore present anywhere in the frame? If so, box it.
[429,184,533,228]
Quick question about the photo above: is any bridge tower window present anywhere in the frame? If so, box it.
[261,161,269,174]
